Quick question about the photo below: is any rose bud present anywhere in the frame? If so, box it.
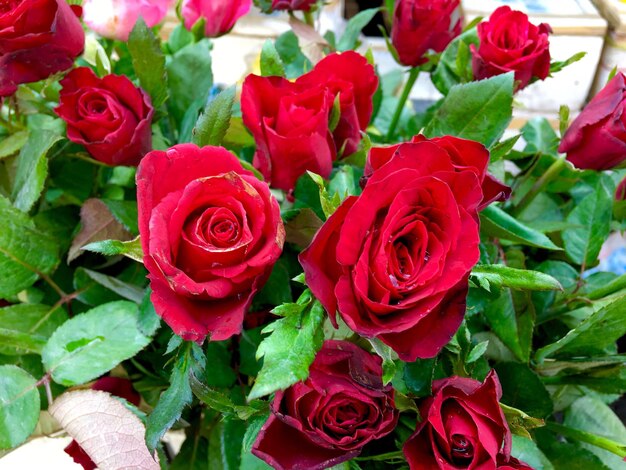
[403,371,516,469]
[181,0,251,38]
[64,377,140,470]
[0,0,84,97]
[391,0,461,67]
[559,72,626,171]
[55,67,154,166]
[300,138,484,361]
[82,0,174,41]
[471,6,551,90]
[136,144,285,342]
[364,134,511,210]
[271,0,317,11]
[241,51,377,191]
[252,340,398,470]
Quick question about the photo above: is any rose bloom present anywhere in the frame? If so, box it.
[252,340,398,470]
[64,377,140,470]
[242,51,378,191]
[559,72,626,171]
[182,0,251,38]
[0,0,84,96]
[391,0,461,67]
[403,371,528,470]
[137,144,285,342]
[471,6,551,90]
[271,0,317,11]
[55,67,154,167]
[498,456,535,470]
[301,137,497,361]
[82,0,174,41]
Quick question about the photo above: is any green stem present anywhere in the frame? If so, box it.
[546,422,626,458]
[512,156,567,216]
[386,68,419,142]
[303,10,315,28]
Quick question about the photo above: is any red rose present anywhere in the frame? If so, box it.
[137,144,285,342]
[181,0,251,38]
[300,139,483,361]
[497,456,534,470]
[403,371,514,469]
[252,340,398,470]
[271,0,317,11]
[241,51,378,191]
[559,73,626,171]
[55,67,154,167]
[64,377,140,470]
[0,0,84,96]
[471,6,551,90]
[364,135,511,210]
[391,0,461,67]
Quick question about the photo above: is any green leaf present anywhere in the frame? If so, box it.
[307,171,341,219]
[248,293,325,400]
[223,117,255,149]
[535,294,626,361]
[424,73,514,147]
[501,403,545,439]
[83,237,143,263]
[0,365,40,449]
[431,28,479,94]
[208,418,246,470]
[260,40,286,77]
[0,196,60,298]
[563,175,614,266]
[42,301,152,386]
[0,131,28,159]
[254,259,292,307]
[76,268,145,303]
[401,357,436,397]
[190,374,266,420]
[274,31,311,79]
[496,362,553,418]
[0,303,67,355]
[511,435,554,470]
[101,199,139,235]
[167,39,213,125]
[550,52,586,75]
[145,344,193,452]
[521,118,559,156]
[337,8,379,51]
[537,427,611,470]
[471,265,563,291]
[368,338,397,385]
[192,85,236,147]
[483,288,535,362]
[480,205,562,251]
[490,134,521,162]
[12,129,62,212]
[466,340,489,363]
[138,289,161,337]
[128,18,168,108]
[564,397,626,469]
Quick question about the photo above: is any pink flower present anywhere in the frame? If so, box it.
[181,0,252,38]
[82,0,174,41]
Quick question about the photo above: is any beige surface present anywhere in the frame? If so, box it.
[0,438,81,470]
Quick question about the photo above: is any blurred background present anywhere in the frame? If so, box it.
[1,0,625,468]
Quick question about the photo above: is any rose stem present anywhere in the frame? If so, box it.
[546,421,626,458]
[303,10,315,28]
[511,156,567,216]
[386,67,419,142]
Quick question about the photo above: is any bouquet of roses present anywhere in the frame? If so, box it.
[1,0,626,469]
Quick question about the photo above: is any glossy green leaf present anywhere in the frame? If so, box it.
[260,40,286,77]
[83,237,143,263]
[471,265,563,291]
[337,8,379,51]
[431,28,479,94]
[481,205,561,250]
[0,304,67,355]
[511,436,554,470]
[0,365,40,449]
[128,18,168,108]
[0,131,28,159]
[424,73,514,147]
[42,301,152,386]
[495,362,553,417]
[192,85,236,147]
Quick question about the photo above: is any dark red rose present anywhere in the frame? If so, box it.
[617,176,626,200]
[0,0,84,96]
[64,377,140,470]
[497,455,535,470]
[471,6,551,90]
[403,371,512,469]
[271,0,317,11]
[137,144,285,342]
[300,140,483,361]
[559,72,626,170]
[364,134,511,210]
[252,340,398,470]
[55,67,154,167]
[241,51,378,191]
[391,0,461,67]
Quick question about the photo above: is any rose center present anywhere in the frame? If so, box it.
[450,434,474,463]
[197,207,242,248]
[87,99,108,115]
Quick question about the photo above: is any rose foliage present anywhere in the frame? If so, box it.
[1,1,626,470]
